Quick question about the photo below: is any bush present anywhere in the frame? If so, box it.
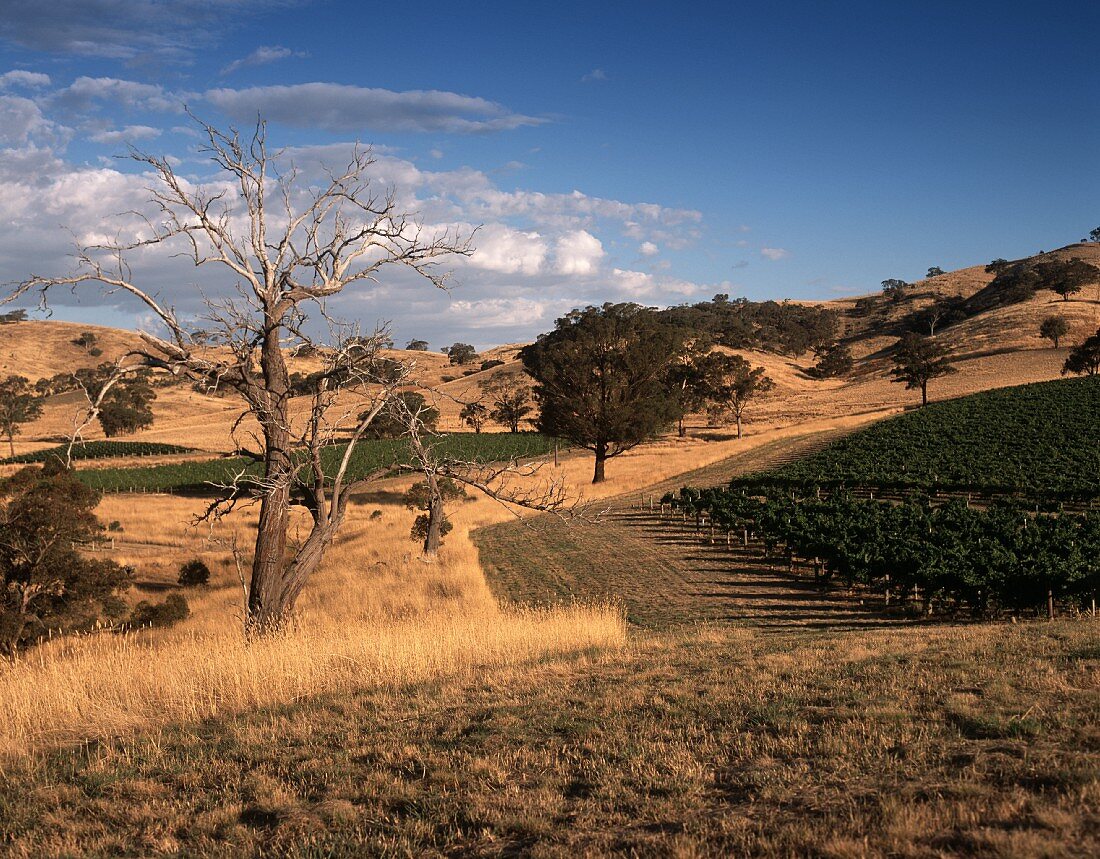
[130,594,190,629]
[480,359,505,372]
[177,559,211,587]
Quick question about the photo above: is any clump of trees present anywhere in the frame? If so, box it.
[0,376,43,458]
[695,352,775,438]
[810,343,854,378]
[926,266,945,278]
[907,296,966,336]
[0,461,133,657]
[522,303,685,483]
[881,278,910,302]
[480,377,534,432]
[444,343,478,365]
[460,402,488,433]
[1040,316,1070,349]
[889,332,958,406]
[361,391,439,439]
[178,559,211,587]
[0,309,27,324]
[405,339,430,351]
[1062,328,1100,376]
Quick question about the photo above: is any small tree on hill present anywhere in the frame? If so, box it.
[0,376,43,458]
[481,378,533,433]
[699,353,775,439]
[0,461,132,656]
[1086,227,1100,243]
[72,332,98,353]
[445,343,478,365]
[926,266,945,278]
[881,279,909,302]
[459,401,488,433]
[910,296,966,336]
[97,376,156,437]
[1062,328,1100,376]
[361,391,439,439]
[811,343,854,378]
[521,303,685,482]
[1039,316,1070,349]
[1038,258,1097,302]
[405,339,429,351]
[986,258,1010,274]
[889,332,958,406]
[404,476,467,557]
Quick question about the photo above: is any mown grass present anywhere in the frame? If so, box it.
[1,621,1096,857]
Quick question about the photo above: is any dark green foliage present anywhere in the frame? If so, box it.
[1062,328,1100,376]
[521,303,685,482]
[460,401,488,432]
[735,376,1100,499]
[75,433,558,493]
[926,266,945,277]
[667,486,1100,616]
[404,477,466,548]
[1088,227,1100,243]
[71,332,98,352]
[98,376,156,437]
[0,462,133,654]
[444,343,478,365]
[177,559,211,587]
[889,332,957,405]
[986,258,1010,274]
[810,343,854,378]
[405,339,430,351]
[0,309,27,324]
[881,279,910,302]
[2,440,191,464]
[1040,315,1070,348]
[658,295,837,355]
[0,375,43,457]
[482,380,533,432]
[479,359,505,372]
[129,594,190,629]
[360,392,439,439]
[906,296,966,336]
[1040,258,1097,301]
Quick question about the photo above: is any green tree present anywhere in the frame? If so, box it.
[698,352,775,438]
[1087,227,1100,243]
[0,461,132,656]
[360,391,439,439]
[481,378,533,433]
[811,343,854,378]
[71,331,98,353]
[98,377,156,437]
[926,266,945,278]
[881,278,909,302]
[459,401,488,433]
[1037,258,1097,301]
[1062,328,1100,376]
[1039,315,1070,349]
[445,343,478,365]
[405,339,429,351]
[521,303,685,483]
[0,376,43,458]
[889,332,958,406]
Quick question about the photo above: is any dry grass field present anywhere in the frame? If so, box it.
[1,248,1098,856]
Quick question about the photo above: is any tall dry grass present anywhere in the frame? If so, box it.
[0,477,625,759]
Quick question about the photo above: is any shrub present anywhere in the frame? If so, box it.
[177,559,211,587]
[130,594,190,629]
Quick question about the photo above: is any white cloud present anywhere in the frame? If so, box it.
[448,297,548,328]
[429,148,444,159]
[469,224,548,275]
[639,241,659,256]
[554,230,604,275]
[203,83,546,134]
[88,124,162,144]
[220,45,305,75]
[760,246,789,261]
[0,70,51,89]
[581,68,608,82]
[53,76,180,113]
[0,95,70,147]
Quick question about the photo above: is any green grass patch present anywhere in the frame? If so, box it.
[76,432,558,493]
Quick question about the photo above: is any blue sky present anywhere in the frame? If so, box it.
[0,0,1096,347]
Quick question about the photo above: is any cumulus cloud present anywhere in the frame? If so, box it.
[0,70,51,89]
[581,68,608,82]
[203,83,546,134]
[469,224,548,275]
[760,246,789,261]
[0,95,71,147]
[554,230,604,275]
[87,124,162,144]
[639,241,659,256]
[52,76,180,113]
[447,297,549,329]
[220,45,306,76]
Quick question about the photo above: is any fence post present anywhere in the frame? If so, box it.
[1048,589,1055,621]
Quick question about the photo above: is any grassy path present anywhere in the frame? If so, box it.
[474,427,895,630]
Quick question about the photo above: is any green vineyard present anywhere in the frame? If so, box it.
[74,432,559,493]
[3,441,194,464]
[736,376,1100,499]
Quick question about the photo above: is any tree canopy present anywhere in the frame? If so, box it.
[0,376,43,459]
[1062,328,1100,376]
[889,332,958,405]
[521,303,685,482]
[1039,316,1069,348]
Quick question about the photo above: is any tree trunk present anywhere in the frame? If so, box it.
[6,433,13,459]
[735,412,743,439]
[423,495,443,558]
[921,382,928,406]
[678,415,685,437]
[246,324,296,635]
[593,442,607,483]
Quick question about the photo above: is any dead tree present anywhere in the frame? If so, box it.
[5,118,471,634]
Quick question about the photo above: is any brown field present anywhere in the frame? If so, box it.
[1,250,1099,856]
